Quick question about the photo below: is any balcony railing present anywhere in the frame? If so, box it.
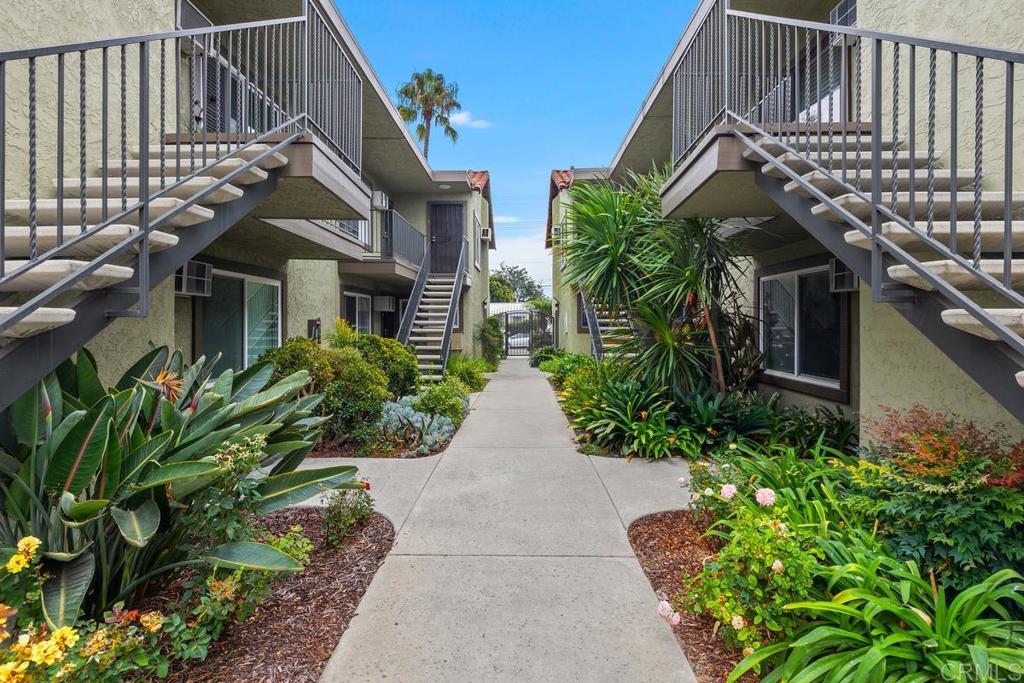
[666,2,1024,359]
[378,208,426,266]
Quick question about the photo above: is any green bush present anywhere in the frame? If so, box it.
[259,336,338,394]
[772,403,859,453]
[323,489,375,547]
[529,345,564,367]
[445,355,489,392]
[326,317,359,348]
[540,352,596,389]
[682,506,821,651]
[414,377,470,427]
[352,335,419,398]
[322,347,392,446]
[476,316,504,367]
[848,404,1024,591]
[572,378,677,458]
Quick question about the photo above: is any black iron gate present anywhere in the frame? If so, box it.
[500,311,554,357]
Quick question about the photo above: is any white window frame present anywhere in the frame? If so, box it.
[211,268,283,369]
[758,264,840,389]
[473,210,482,270]
[344,292,373,334]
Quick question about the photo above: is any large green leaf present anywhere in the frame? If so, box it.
[255,466,359,513]
[205,542,303,572]
[43,372,64,426]
[59,491,109,523]
[268,443,316,476]
[230,361,275,402]
[10,381,49,447]
[44,397,114,494]
[120,431,174,489]
[41,552,95,628]
[75,349,106,407]
[135,461,224,489]
[110,500,161,548]
[226,372,308,419]
[115,346,169,391]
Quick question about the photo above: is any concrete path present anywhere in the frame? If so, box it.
[318,359,695,682]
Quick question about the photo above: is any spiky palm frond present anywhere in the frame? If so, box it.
[396,68,461,158]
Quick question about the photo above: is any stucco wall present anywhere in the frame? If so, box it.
[88,278,177,386]
[287,260,341,340]
[550,188,593,355]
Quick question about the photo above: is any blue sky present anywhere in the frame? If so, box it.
[339,0,699,293]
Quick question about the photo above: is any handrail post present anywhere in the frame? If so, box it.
[722,0,731,121]
[301,0,310,132]
[138,41,150,316]
[870,37,883,302]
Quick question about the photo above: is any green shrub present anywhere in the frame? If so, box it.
[682,506,822,651]
[322,348,392,446]
[326,317,359,348]
[572,378,676,458]
[540,352,596,389]
[772,403,859,453]
[352,334,419,398]
[323,489,375,547]
[671,390,774,458]
[445,355,489,392]
[414,377,470,427]
[476,316,504,367]
[848,404,1024,591]
[259,336,337,394]
[529,345,564,367]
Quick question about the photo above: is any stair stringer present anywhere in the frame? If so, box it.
[753,166,1024,423]
[0,170,281,410]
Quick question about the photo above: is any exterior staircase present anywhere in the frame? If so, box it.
[409,274,457,381]
[580,291,634,360]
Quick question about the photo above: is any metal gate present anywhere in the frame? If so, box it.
[500,311,554,357]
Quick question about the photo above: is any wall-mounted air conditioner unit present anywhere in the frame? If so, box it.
[374,295,396,312]
[372,191,391,211]
[480,226,492,240]
[174,260,212,297]
[829,257,860,293]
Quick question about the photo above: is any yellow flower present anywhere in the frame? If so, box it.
[82,629,109,657]
[15,538,39,560]
[54,663,76,680]
[29,638,63,666]
[50,627,78,649]
[139,611,164,634]
[0,661,29,683]
[4,554,28,574]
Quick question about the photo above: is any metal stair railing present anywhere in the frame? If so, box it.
[668,4,1024,361]
[579,291,606,360]
[0,0,363,337]
[438,237,469,374]
[397,242,431,345]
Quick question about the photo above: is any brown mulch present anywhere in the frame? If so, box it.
[628,510,757,683]
[169,508,394,683]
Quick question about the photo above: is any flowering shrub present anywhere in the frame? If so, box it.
[323,490,375,548]
[680,506,821,650]
[850,404,1024,590]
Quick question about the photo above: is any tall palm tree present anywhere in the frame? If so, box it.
[396,69,461,159]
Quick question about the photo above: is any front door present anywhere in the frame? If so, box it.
[429,203,463,273]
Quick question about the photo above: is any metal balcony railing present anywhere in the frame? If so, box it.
[380,208,426,266]
[0,1,363,336]
[667,2,1024,362]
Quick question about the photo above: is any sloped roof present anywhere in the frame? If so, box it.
[467,170,496,248]
[545,169,574,248]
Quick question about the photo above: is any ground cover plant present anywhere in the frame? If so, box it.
[445,355,491,392]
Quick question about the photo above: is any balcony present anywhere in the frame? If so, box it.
[343,208,427,283]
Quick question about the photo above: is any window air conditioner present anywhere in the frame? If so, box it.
[374,295,396,312]
[174,260,212,297]
[480,226,492,240]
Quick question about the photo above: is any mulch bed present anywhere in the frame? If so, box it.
[169,508,394,683]
[628,510,757,683]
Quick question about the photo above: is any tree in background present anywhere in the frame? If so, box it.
[526,297,552,316]
[493,262,544,302]
[396,69,461,159]
[489,274,515,303]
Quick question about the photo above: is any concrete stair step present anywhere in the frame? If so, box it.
[139,143,288,169]
[0,306,77,338]
[101,157,269,185]
[0,259,134,292]
[421,374,444,381]
[786,168,974,198]
[761,150,940,178]
[4,197,214,228]
[844,221,1024,252]
[3,224,177,258]
[940,308,1024,340]
[812,191,1024,223]
[749,135,898,157]
[59,175,243,204]
[887,259,1024,291]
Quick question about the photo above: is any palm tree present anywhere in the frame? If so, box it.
[396,69,461,159]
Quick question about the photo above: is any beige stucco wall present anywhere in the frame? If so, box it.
[88,278,177,386]
[550,188,595,355]
[287,260,340,340]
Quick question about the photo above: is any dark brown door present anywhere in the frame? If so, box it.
[429,203,463,273]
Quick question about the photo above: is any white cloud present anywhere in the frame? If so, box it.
[492,233,553,294]
[450,111,493,129]
[493,215,520,224]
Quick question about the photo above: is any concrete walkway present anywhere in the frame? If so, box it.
[318,359,695,682]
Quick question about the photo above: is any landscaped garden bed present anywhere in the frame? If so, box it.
[164,507,393,683]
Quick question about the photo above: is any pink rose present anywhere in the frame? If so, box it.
[720,484,737,500]
[657,600,672,619]
[755,488,777,507]
[669,612,681,626]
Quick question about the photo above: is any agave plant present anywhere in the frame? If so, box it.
[0,346,362,628]
[729,544,1024,683]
